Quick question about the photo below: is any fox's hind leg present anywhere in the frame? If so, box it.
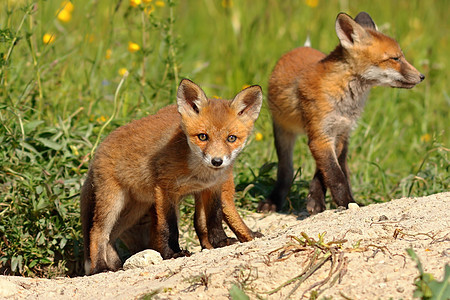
[87,182,125,274]
[80,169,95,275]
[118,207,152,255]
[259,122,297,212]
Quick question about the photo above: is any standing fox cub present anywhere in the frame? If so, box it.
[81,79,263,275]
[259,12,424,214]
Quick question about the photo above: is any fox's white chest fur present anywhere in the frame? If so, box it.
[176,159,230,195]
[323,78,371,140]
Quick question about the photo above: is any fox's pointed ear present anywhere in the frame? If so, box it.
[335,12,369,49]
[230,85,263,122]
[177,79,209,116]
[354,12,377,31]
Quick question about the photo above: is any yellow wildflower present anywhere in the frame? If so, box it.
[129,0,141,7]
[69,145,79,156]
[118,68,129,76]
[85,34,95,43]
[97,116,106,123]
[420,133,431,143]
[155,0,165,7]
[242,84,251,90]
[305,0,319,8]
[61,1,74,13]
[221,0,233,8]
[105,49,112,60]
[43,33,55,45]
[57,8,72,22]
[212,95,221,99]
[142,0,152,3]
[255,132,263,141]
[145,4,155,14]
[128,41,141,53]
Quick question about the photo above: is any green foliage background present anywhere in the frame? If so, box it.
[0,0,448,277]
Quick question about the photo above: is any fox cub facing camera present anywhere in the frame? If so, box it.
[259,12,424,214]
[81,79,263,275]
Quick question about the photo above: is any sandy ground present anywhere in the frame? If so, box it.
[1,192,449,299]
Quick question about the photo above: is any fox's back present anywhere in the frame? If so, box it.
[268,47,325,95]
[93,105,183,169]
[268,47,326,133]
[91,105,193,193]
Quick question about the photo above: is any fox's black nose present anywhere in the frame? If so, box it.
[211,157,223,167]
[419,74,425,81]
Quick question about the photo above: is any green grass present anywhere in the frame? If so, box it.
[0,0,448,277]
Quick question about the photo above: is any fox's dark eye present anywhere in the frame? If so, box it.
[391,56,400,62]
[227,135,237,143]
[197,133,208,141]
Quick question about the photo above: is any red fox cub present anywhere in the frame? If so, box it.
[81,79,263,275]
[258,12,424,214]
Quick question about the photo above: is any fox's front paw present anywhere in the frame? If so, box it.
[89,258,122,275]
[213,237,239,248]
[252,231,264,238]
[306,194,326,215]
[171,249,191,258]
[257,199,277,212]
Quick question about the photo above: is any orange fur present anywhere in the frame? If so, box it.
[81,79,263,275]
[259,12,424,214]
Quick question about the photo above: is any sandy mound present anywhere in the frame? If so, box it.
[2,192,449,299]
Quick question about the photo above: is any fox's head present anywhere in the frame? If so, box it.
[177,79,262,170]
[335,12,425,89]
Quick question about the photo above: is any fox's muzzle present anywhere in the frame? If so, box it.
[211,157,223,167]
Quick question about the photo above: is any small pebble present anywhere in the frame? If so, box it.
[123,249,163,270]
[348,203,359,210]
[378,215,388,221]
